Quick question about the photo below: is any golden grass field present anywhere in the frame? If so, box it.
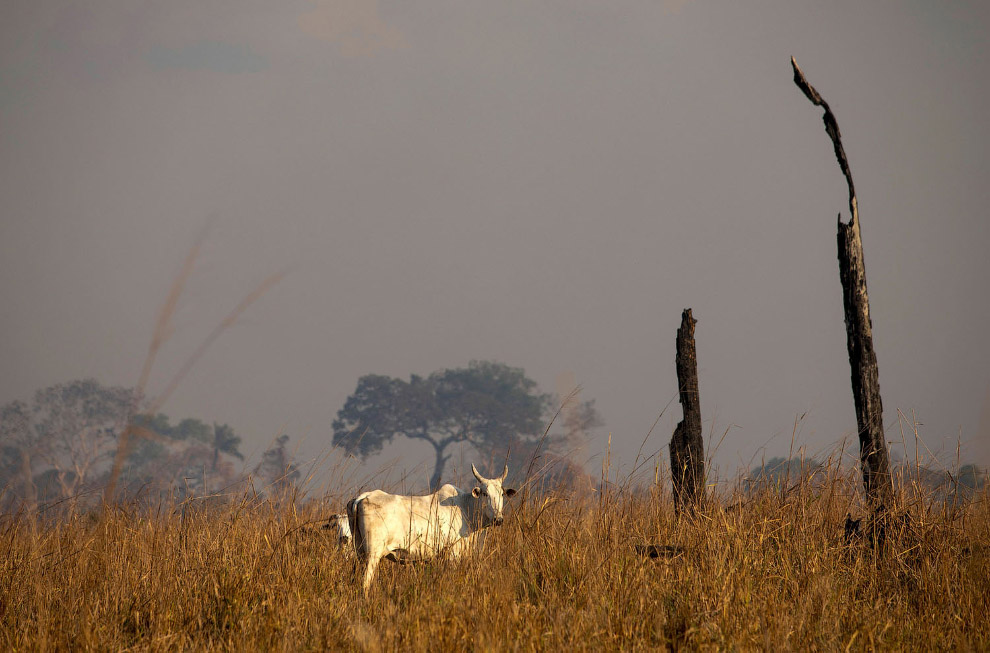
[2,468,988,652]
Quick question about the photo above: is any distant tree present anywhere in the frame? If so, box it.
[0,380,135,508]
[332,361,600,490]
[481,395,603,491]
[957,464,987,492]
[211,423,243,472]
[254,434,300,497]
[123,414,244,497]
[0,400,36,509]
[745,456,824,494]
[559,398,604,450]
[127,413,213,472]
[0,381,247,510]
[891,461,988,503]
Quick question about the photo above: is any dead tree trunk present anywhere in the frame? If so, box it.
[791,57,894,510]
[671,308,705,512]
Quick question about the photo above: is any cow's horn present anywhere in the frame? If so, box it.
[499,465,508,481]
[471,463,484,482]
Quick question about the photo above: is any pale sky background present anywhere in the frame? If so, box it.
[1,1,988,491]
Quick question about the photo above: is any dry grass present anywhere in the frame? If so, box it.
[1,472,987,652]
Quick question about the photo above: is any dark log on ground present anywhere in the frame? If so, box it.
[791,57,894,511]
[636,544,687,560]
[670,308,705,513]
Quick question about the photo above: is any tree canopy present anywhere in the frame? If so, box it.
[332,360,600,490]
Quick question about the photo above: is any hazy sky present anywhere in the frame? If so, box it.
[2,1,988,490]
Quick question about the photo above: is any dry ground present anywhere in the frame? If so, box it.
[1,474,987,651]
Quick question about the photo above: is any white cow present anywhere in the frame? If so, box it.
[346,463,517,594]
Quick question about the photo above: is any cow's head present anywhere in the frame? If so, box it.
[323,513,351,546]
[471,463,517,526]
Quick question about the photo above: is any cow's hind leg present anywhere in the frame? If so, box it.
[351,494,386,596]
[346,497,364,560]
[362,554,382,596]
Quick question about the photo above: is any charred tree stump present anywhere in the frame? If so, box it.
[791,57,894,511]
[671,308,705,513]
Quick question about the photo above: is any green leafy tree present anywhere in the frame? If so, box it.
[124,414,244,496]
[333,361,561,490]
[127,413,212,471]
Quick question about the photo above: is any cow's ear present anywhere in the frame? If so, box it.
[472,487,482,498]
[505,488,517,498]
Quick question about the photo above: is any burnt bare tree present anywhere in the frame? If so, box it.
[670,309,705,512]
[791,57,894,510]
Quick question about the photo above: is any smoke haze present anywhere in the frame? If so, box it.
[1,1,987,487]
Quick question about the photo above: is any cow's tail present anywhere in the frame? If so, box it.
[346,495,367,560]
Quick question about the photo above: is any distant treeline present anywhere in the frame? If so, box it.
[745,455,987,501]
[3,377,985,515]
[0,379,300,513]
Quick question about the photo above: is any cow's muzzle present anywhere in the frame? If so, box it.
[494,516,504,526]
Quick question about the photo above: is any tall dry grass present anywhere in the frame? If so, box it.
[1,466,987,651]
